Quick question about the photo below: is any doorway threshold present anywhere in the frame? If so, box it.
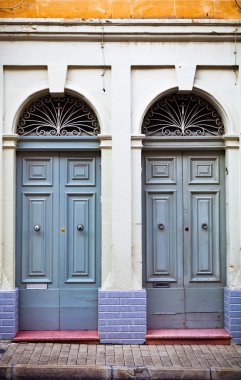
[12,330,99,344]
[145,329,231,345]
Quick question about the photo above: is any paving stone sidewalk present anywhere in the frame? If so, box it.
[0,342,241,379]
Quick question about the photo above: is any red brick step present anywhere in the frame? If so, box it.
[13,330,99,344]
[145,329,231,345]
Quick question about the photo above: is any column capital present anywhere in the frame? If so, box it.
[223,133,239,149]
[131,134,145,149]
[2,134,18,150]
[97,134,112,149]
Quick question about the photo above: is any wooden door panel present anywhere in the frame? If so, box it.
[145,191,178,282]
[189,191,220,282]
[22,157,53,186]
[21,193,53,283]
[19,289,59,330]
[147,288,185,329]
[65,158,96,186]
[59,290,98,329]
[145,157,177,184]
[64,193,96,283]
[189,156,220,184]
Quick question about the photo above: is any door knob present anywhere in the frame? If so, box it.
[184,227,189,232]
[77,224,84,232]
[34,224,41,232]
[158,223,164,230]
[202,223,208,230]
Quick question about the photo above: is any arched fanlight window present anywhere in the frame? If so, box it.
[17,94,100,136]
[142,93,224,136]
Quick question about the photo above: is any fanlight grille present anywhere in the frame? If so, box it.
[142,93,224,136]
[17,94,100,136]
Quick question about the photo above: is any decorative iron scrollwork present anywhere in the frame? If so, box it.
[17,94,100,136]
[142,93,224,137]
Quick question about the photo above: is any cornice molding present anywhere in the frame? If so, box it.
[1,18,241,42]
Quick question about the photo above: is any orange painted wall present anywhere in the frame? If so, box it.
[0,0,241,19]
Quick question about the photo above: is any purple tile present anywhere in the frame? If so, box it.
[120,298,146,305]
[229,297,241,303]
[99,312,120,319]
[120,312,146,318]
[0,319,15,326]
[98,298,120,305]
[0,312,15,319]
[100,326,121,332]
[0,326,15,333]
[229,311,241,318]
[229,304,241,311]
[229,318,241,326]
[133,332,146,339]
[0,333,16,339]
[107,332,133,339]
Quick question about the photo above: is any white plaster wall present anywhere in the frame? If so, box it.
[0,21,241,290]
[3,67,48,134]
[66,68,111,134]
[131,68,177,134]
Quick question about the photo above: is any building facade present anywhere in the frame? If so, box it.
[1,1,241,344]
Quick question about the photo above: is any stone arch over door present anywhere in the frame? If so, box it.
[15,92,102,330]
[142,91,226,329]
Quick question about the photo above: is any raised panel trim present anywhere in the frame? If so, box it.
[145,190,178,283]
[189,190,221,283]
[145,157,177,185]
[21,192,53,283]
[64,192,96,284]
[65,158,96,187]
[22,157,53,186]
[188,156,220,185]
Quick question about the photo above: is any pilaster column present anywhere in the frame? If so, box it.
[98,134,112,288]
[0,134,19,340]
[0,66,3,287]
[223,133,241,343]
[223,134,240,289]
[111,64,132,290]
[2,135,18,290]
[98,69,146,344]
[131,134,145,289]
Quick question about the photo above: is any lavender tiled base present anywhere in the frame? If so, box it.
[98,289,146,344]
[224,287,241,344]
[0,289,18,340]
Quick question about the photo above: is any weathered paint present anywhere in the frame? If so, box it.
[1,0,241,19]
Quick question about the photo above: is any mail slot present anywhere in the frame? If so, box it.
[153,282,170,288]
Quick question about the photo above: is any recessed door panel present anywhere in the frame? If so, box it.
[22,158,53,186]
[21,193,53,283]
[147,288,185,329]
[64,193,96,283]
[145,157,177,184]
[189,157,220,184]
[19,289,59,330]
[60,289,98,329]
[66,158,96,186]
[189,191,220,282]
[146,191,178,282]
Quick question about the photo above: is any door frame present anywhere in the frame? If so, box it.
[142,135,226,328]
[15,136,102,329]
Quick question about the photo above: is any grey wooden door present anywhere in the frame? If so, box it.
[143,151,225,328]
[16,152,101,330]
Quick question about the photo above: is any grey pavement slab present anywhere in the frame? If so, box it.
[0,343,240,379]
